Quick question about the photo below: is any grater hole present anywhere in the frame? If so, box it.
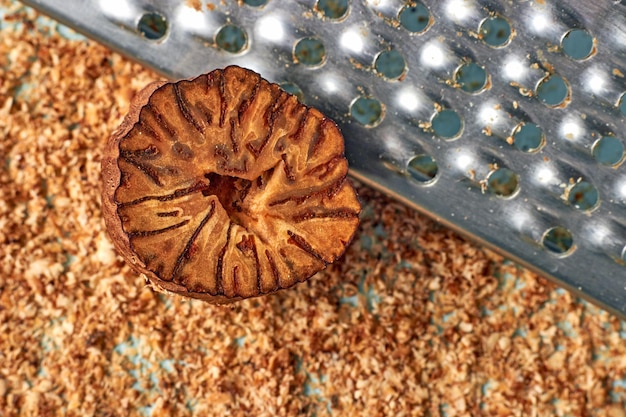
[431,109,463,140]
[316,0,349,20]
[350,97,384,127]
[566,181,599,212]
[137,11,168,41]
[512,122,544,152]
[592,136,625,166]
[561,29,596,60]
[243,0,268,6]
[279,82,305,103]
[407,154,438,183]
[294,37,326,67]
[622,246,626,264]
[536,74,571,107]
[216,24,248,53]
[618,92,626,116]
[542,226,575,256]
[479,16,513,48]
[398,3,432,34]
[374,50,407,80]
[454,62,489,94]
[487,168,519,197]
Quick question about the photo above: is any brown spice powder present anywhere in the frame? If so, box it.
[1,2,625,416]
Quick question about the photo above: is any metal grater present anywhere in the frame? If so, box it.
[20,0,626,318]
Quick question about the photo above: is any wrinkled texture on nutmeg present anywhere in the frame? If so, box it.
[101,66,361,303]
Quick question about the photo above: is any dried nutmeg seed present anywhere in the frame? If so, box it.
[101,66,361,303]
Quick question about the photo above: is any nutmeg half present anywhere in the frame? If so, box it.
[101,66,360,303]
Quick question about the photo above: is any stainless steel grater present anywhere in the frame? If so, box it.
[20,0,626,318]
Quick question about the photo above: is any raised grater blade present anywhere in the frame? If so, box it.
[20,0,626,318]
